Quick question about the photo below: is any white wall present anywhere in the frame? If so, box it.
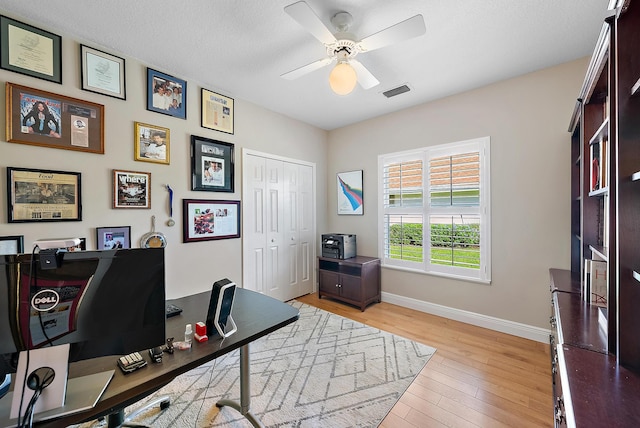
[326,58,587,329]
[0,13,588,332]
[0,31,328,300]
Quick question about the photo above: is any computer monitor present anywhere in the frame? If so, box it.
[0,248,166,372]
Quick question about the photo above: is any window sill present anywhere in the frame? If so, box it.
[381,263,491,285]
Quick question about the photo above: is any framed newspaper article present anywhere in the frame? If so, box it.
[113,169,151,209]
[201,88,234,134]
[7,167,82,222]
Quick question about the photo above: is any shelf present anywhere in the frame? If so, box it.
[589,117,609,145]
[632,76,640,97]
[588,186,608,197]
[589,245,608,261]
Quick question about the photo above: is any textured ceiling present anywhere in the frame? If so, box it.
[1,0,611,130]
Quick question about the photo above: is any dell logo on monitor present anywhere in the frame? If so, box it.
[31,290,60,311]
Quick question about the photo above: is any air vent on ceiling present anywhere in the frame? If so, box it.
[382,85,410,98]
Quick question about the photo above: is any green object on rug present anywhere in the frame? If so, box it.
[76,301,436,427]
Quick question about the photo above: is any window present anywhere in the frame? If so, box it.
[378,137,491,283]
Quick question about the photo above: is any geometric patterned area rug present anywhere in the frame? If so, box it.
[75,301,436,427]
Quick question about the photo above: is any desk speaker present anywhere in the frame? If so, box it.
[206,278,237,338]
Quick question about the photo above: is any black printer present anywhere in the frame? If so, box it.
[321,234,356,259]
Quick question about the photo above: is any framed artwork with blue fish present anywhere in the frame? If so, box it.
[337,170,363,215]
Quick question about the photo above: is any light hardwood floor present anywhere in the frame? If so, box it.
[296,293,553,428]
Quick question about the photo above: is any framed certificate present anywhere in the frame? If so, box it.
[0,15,62,84]
[80,44,126,100]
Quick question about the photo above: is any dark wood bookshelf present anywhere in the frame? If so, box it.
[553,1,640,425]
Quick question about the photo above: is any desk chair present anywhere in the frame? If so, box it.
[88,375,171,428]
[102,395,171,428]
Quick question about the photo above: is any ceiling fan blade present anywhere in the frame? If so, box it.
[281,57,333,80]
[350,60,380,89]
[284,1,337,45]
[358,14,426,52]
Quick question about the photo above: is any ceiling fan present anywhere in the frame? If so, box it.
[281,1,426,95]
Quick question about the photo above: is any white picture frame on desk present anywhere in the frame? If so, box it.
[10,344,69,419]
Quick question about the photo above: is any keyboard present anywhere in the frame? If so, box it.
[166,303,183,318]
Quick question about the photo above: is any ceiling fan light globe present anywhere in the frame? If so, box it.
[329,62,357,95]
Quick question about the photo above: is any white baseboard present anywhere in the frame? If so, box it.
[381,291,551,343]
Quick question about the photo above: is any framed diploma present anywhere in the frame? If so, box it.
[0,15,62,84]
[80,44,126,100]
[6,167,82,223]
[5,82,105,154]
[201,88,234,134]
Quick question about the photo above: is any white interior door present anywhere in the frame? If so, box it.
[265,158,285,300]
[242,150,315,301]
[242,153,267,294]
[293,163,314,298]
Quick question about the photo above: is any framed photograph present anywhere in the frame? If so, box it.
[134,122,170,164]
[7,167,82,223]
[147,68,186,119]
[201,88,234,134]
[5,82,105,154]
[190,135,234,192]
[182,199,240,243]
[0,15,62,84]
[337,170,364,215]
[96,226,131,250]
[0,235,24,255]
[113,169,151,209]
[80,44,126,100]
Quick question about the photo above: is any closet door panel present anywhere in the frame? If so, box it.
[242,154,267,293]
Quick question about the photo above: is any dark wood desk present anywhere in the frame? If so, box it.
[0,288,299,427]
